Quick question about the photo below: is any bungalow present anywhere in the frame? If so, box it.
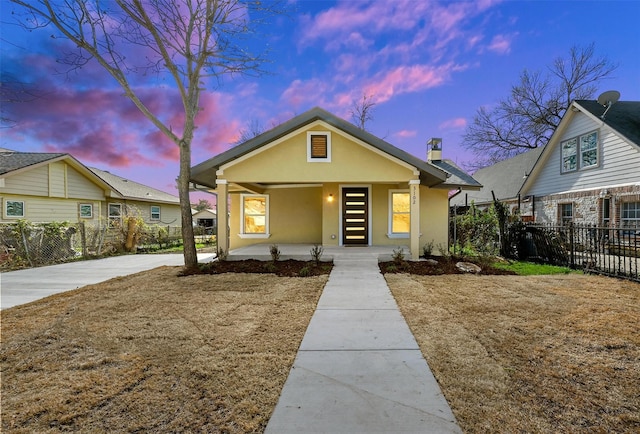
[0,149,181,228]
[191,107,480,259]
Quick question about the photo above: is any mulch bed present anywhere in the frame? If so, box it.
[196,259,334,277]
[379,256,516,275]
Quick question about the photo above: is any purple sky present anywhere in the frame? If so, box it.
[2,1,639,205]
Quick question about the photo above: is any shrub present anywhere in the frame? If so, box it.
[269,244,280,262]
[310,244,324,265]
[422,240,434,257]
[392,247,405,264]
[299,266,311,277]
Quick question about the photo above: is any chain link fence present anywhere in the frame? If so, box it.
[0,220,183,270]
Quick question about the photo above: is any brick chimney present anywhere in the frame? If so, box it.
[427,138,442,162]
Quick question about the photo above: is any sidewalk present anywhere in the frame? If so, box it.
[0,253,215,310]
[265,248,462,433]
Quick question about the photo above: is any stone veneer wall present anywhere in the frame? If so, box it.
[531,185,640,226]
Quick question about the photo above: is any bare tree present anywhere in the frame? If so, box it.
[350,93,376,130]
[463,44,617,170]
[8,0,284,269]
[194,198,213,212]
[1,74,42,128]
[231,118,266,145]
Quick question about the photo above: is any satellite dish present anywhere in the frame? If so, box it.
[597,90,620,107]
[596,90,620,119]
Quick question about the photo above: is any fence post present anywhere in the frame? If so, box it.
[19,225,33,268]
[79,222,87,258]
[569,223,575,268]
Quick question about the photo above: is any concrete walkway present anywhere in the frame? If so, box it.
[259,246,462,433]
[0,253,215,310]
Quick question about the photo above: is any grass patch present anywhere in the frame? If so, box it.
[387,273,640,433]
[492,260,575,275]
[1,267,327,433]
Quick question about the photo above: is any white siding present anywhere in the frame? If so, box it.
[0,165,49,196]
[67,166,105,200]
[0,194,102,223]
[527,112,640,196]
[49,162,66,197]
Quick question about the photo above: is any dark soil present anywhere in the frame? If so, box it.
[380,256,516,275]
[197,259,334,277]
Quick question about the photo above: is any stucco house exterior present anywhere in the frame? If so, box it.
[191,107,480,259]
[520,99,640,228]
[0,149,181,227]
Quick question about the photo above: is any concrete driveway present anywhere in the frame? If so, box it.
[0,253,215,310]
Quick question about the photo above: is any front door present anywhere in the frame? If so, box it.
[342,187,369,245]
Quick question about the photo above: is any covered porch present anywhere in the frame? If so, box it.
[226,243,411,262]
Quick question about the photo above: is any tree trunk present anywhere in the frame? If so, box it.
[179,139,198,270]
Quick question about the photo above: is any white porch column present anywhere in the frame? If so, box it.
[216,179,229,254]
[409,179,421,260]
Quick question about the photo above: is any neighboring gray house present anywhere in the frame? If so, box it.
[449,146,544,220]
[192,208,216,233]
[520,99,639,227]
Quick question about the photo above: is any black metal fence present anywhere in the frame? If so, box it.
[519,223,639,282]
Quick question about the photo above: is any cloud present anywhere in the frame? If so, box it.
[487,34,516,54]
[439,118,467,129]
[364,63,462,104]
[394,129,417,139]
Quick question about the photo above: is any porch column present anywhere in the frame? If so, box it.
[216,179,229,254]
[409,179,421,260]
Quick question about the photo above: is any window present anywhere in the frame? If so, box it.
[307,131,331,162]
[79,203,93,219]
[4,200,24,218]
[560,203,573,225]
[561,131,599,173]
[389,191,410,236]
[241,194,269,237]
[621,202,640,230]
[580,132,598,168]
[108,203,122,226]
[561,138,577,173]
[150,205,161,220]
[602,198,611,226]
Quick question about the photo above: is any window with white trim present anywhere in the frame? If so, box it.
[561,130,599,173]
[241,194,269,237]
[389,190,410,237]
[150,205,161,220]
[621,202,640,230]
[4,200,24,218]
[307,131,331,162]
[108,203,122,226]
[79,203,93,219]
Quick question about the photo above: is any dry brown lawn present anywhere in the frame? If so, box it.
[386,273,640,433]
[1,267,327,433]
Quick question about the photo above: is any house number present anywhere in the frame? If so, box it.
[412,185,417,204]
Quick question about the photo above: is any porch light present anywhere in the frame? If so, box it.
[327,193,334,203]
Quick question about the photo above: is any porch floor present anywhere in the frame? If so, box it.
[228,243,410,262]
[262,243,461,433]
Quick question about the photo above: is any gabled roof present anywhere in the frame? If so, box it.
[90,167,180,204]
[450,146,544,207]
[191,107,480,190]
[0,149,67,176]
[575,100,640,147]
[520,99,640,194]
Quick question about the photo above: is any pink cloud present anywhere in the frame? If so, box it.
[280,78,331,108]
[394,129,417,139]
[364,63,459,103]
[487,34,516,54]
[439,118,467,129]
